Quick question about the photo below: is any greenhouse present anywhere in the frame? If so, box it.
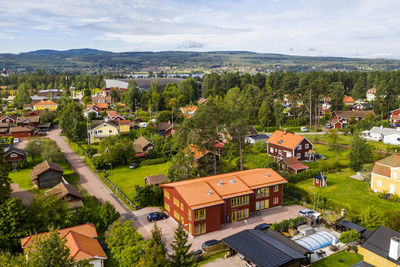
[294,231,338,251]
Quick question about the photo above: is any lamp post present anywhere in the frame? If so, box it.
[108,163,112,172]
[313,192,316,211]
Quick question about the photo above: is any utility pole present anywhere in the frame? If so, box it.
[313,192,316,211]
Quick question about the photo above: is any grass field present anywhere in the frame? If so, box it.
[296,168,400,213]
[108,162,170,199]
[311,252,363,267]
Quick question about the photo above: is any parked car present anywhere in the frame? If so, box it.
[254,223,271,231]
[325,123,332,129]
[201,239,221,252]
[129,162,138,169]
[300,127,308,132]
[146,212,168,222]
[13,138,20,143]
[315,154,327,160]
[139,122,148,128]
[193,249,203,262]
[389,123,400,128]
[299,209,321,218]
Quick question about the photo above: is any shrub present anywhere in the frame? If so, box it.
[92,156,107,170]
[85,146,98,157]
[339,230,360,244]
[140,158,167,166]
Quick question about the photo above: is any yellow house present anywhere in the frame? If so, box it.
[358,226,400,267]
[33,100,58,111]
[119,120,131,134]
[371,155,400,196]
[88,120,119,144]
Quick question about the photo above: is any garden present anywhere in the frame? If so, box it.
[310,251,362,267]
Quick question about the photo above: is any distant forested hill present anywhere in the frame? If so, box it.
[1,49,400,74]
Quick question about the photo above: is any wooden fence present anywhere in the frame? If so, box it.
[102,174,137,210]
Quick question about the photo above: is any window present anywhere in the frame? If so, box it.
[194,209,206,221]
[394,172,399,179]
[98,130,103,134]
[173,197,179,207]
[305,144,309,149]
[273,197,279,204]
[194,223,206,235]
[10,153,18,158]
[174,210,180,219]
[231,195,249,207]
[256,199,269,210]
[189,223,192,235]
[270,147,273,153]
[109,130,113,133]
[164,191,170,199]
[377,180,382,187]
[279,150,282,155]
[232,209,249,222]
[297,145,302,150]
[274,185,279,192]
[296,153,301,158]
[188,209,192,221]
[180,202,184,211]
[165,203,170,212]
[256,187,269,198]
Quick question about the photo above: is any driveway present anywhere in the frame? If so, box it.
[134,205,304,252]
[47,128,135,220]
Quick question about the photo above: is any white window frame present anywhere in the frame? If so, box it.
[296,153,301,159]
[10,153,17,158]
[305,144,309,149]
[297,145,302,150]
[279,150,282,155]
[270,147,273,153]
[394,172,399,179]
[377,180,382,187]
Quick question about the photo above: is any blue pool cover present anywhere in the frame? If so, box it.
[294,231,338,251]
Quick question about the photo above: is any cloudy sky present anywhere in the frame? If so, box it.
[0,0,399,58]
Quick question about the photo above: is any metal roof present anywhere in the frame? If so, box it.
[294,231,338,251]
[338,219,366,233]
[222,229,306,267]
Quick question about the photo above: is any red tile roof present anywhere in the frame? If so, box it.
[267,130,305,150]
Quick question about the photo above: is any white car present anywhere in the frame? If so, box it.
[299,209,321,218]
[139,122,148,128]
[13,138,20,143]
[300,127,308,132]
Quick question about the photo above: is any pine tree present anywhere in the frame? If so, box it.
[141,223,170,267]
[170,224,194,267]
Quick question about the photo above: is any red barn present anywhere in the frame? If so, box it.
[161,169,287,236]
[390,108,400,124]
[267,130,314,162]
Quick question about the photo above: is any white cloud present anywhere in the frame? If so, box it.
[0,0,399,58]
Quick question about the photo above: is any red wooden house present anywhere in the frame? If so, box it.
[390,108,400,124]
[0,115,17,124]
[161,169,287,236]
[267,130,314,162]
[314,173,327,188]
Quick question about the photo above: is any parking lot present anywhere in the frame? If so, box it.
[133,205,304,252]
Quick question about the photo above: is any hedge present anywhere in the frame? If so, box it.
[140,157,168,166]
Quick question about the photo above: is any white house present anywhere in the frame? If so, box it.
[366,88,376,102]
[383,131,400,145]
[362,126,396,141]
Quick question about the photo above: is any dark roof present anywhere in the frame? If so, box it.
[263,229,310,255]
[145,174,168,185]
[247,126,259,135]
[280,157,309,171]
[361,226,400,264]
[334,110,375,119]
[46,182,82,199]
[247,134,269,141]
[361,229,373,240]
[337,219,366,233]
[30,161,63,181]
[38,123,51,128]
[315,173,327,180]
[4,147,27,158]
[222,229,307,267]
[158,122,174,131]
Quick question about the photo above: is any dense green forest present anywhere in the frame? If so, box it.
[2,49,400,74]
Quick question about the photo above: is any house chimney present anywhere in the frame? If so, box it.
[389,237,400,260]
[381,125,384,130]
[284,129,289,134]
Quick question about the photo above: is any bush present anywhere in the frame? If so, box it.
[86,146,97,157]
[92,156,107,170]
[339,230,360,244]
[140,158,167,166]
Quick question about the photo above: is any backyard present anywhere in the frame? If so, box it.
[310,252,363,267]
[296,168,400,214]
[107,162,170,199]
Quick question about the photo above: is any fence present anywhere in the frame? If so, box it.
[204,242,229,256]
[102,173,137,210]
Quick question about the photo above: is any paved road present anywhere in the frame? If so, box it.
[47,128,135,219]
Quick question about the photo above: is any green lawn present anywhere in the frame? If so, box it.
[296,168,400,213]
[311,252,363,267]
[108,162,170,199]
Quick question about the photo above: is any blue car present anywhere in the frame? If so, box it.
[147,212,168,222]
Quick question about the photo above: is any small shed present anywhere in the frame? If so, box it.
[30,161,64,189]
[144,174,168,186]
[314,173,327,187]
[45,182,83,208]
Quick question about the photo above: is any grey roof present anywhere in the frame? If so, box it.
[247,134,269,141]
[4,146,27,158]
[222,229,307,267]
[369,126,397,136]
[145,174,168,185]
[158,122,174,131]
[337,219,366,233]
[361,226,400,264]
